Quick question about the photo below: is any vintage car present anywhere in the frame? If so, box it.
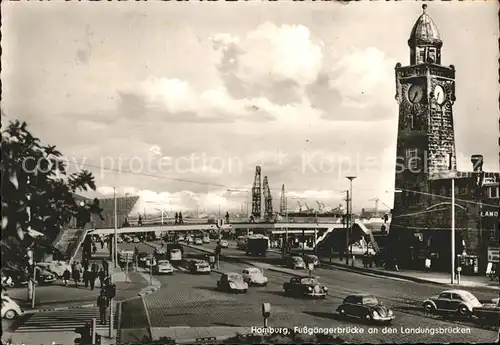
[472,299,500,324]
[188,259,211,274]
[304,254,320,267]
[1,295,23,320]
[422,289,482,316]
[132,237,140,243]
[242,267,268,286]
[203,235,211,244]
[285,256,306,269]
[177,235,185,242]
[337,294,395,323]
[283,276,327,298]
[116,237,124,243]
[219,240,229,248]
[217,273,248,293]
[36,261,71,278]
[153,260,174,275]
[194,238,204,245]
[35,268,57,285]
[170,249,182,261]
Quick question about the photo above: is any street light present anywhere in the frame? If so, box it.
[346,176,356,266]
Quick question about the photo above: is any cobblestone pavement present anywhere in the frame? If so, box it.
[138,245,498,344]
[195,241,499,299]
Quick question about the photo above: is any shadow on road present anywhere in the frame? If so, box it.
[211,322,241,327]
[259,290,287,298]
[192,286,219,293]
[302,311,336,320]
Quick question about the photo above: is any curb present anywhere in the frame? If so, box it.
[24,302,97,314]
[318,259,500,290]
[138,286,160,297]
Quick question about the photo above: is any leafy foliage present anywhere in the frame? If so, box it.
[1,120,103,270]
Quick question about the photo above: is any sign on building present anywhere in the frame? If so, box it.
[487,247,500,263]
[481,210,499,218]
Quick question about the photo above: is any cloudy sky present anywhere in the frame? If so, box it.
[2,1,498,214]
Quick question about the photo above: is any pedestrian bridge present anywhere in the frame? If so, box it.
[90,223,232,235]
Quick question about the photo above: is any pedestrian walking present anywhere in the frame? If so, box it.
[89,270,97,290]
[91,263,97,273]
[82,259,89,272]
[83,269,90,288]
[425,257,431,273]
[92,243,97,255]
[100,238,104,249]
[73,269,81,288]
[98,269,106,287]
[97,290,109,325]
[62,268,71,286]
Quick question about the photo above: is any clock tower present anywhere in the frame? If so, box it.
[391,5,457,255]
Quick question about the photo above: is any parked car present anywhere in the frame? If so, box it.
[283,276,327,298]
[36,268,57,285]
[153,260,174,275]
[170,249,182,261]
[337,294,395,323]
[132,237,140,243]
[472,299,500,324]
[194,238,204,245]
[422,289,482,317]
[188,260,211,274]
[203,235,210,244]
[304,254,320,267]
[285,256,305,269]
[242,267,268,286]
[1,295,23,320]
[219,240,229,248]
[116,237,124,243]
[36,261,71,278]
[178,235,185,242]
[217,273,248,293]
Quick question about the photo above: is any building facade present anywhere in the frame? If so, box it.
[389,5,500,272]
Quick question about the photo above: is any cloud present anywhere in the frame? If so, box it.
[212,23,324,105]
[117,77,291,123]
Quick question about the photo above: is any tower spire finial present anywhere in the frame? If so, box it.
[422,4,427,14]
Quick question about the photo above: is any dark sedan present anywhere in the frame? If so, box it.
[283,276,327,298]
[337,294,395,323]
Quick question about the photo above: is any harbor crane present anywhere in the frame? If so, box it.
[316,200,323,213]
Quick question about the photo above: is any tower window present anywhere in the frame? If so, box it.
[418,49,426,64]
[428,48,436,63]
[405,148,419,171]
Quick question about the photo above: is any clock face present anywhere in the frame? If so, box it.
[408,84,423,104]
[434,85,446,105]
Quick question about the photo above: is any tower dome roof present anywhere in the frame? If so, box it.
[408,5,442,47]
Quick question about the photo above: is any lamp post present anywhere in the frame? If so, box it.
[346,176,357,266]
[113,187,118,269]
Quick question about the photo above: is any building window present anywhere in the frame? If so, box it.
[417,48,425,64]
[405,148,419,171]
[489,186,499,198]
[459,185,467,195]
[427,48,436,63]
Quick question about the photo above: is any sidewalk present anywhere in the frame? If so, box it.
[7,260,148,313]
[3,329,118,345]
[317,256,500,290]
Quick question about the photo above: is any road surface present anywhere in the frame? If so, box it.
[117,241,498,343]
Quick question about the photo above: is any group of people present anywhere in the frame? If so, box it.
[62,259,108,290]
